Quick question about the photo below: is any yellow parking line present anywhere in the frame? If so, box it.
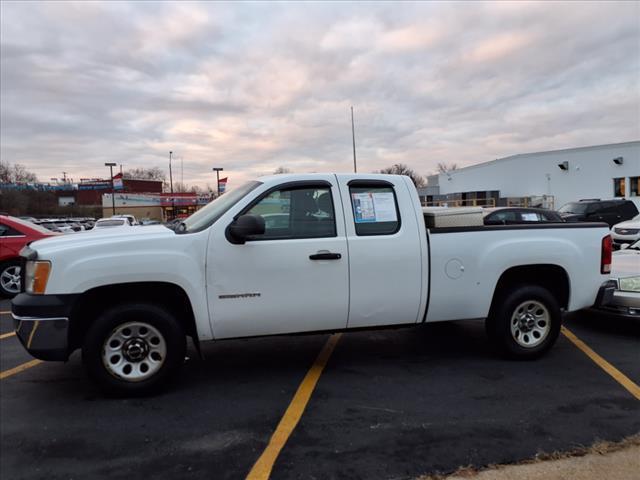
[0,332,15,340]
[246,333,342,480]
[26,320,39,348]
[0,359,42,380]
[0,310,11,315]
[562,326,640,401]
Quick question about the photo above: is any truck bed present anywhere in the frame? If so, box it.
[424,221,610,322]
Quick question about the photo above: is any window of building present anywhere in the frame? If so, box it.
[349,185,400,236]
[630,177,639,197]
[613,177,626,197]
[246,186,336,240]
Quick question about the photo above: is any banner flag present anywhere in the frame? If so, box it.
[218,177,228,194]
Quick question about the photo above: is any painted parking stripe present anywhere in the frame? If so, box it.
[246,333,342,480]
[562,326,640,401]
[0,359,42,380]
[0,331,15,340]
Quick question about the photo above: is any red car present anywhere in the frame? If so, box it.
[0,216,57,297]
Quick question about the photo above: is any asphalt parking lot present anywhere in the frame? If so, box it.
[1,298,638,480]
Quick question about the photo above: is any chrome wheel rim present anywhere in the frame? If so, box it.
[1,265,21,294]
[510,300,550,348]
[102,322,166,382]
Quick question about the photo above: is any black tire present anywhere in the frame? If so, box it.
[0,260,22,298]
[82,303,186,396]
[486,285,562,360]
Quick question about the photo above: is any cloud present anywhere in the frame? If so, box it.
[0,1,638,189]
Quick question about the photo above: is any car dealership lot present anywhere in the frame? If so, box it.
[1,299,638,480]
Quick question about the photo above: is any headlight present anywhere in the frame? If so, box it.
[25,261,51,294]
[619,276,640,293]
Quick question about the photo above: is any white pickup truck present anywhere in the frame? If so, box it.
[12,173,615,394]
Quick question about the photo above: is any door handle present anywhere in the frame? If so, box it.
[309,252,342,260]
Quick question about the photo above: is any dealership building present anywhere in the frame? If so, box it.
[420,141,640,210]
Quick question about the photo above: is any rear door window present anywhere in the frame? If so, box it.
[349,185,400,235]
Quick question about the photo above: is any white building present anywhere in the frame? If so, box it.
[434,141,640,209]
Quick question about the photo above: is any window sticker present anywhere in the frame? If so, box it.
[352,193,376,223]
[351,191,398,223]
[372,192,397,222]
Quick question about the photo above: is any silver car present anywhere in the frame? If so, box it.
[611,213,640,250]
[599,239,640,317]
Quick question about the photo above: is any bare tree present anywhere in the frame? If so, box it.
[173,182,190,193]
[436,162,458,174]
[123,167,166,182]
[0,160,38,183]
[174,182,206,194]
[378,163,426,187]
[273,166,292,174]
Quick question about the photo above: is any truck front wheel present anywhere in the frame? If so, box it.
[486,285,561,359]
[82,303,186,395]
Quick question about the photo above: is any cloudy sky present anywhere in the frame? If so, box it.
[1,1,639,188]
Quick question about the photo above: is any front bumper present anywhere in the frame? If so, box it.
[597,290,640,318]
[11,293,79,361]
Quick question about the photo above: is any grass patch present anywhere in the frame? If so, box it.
[417,434,640,479]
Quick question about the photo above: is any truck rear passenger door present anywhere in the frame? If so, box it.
[336,176,425,328]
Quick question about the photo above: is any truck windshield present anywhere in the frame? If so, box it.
[180,181,262,233]
[558,202,588,214]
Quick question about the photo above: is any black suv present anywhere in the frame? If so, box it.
[558,199,639,228]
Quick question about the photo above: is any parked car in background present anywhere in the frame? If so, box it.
[558,199,638,228]
[139,218,161,226]
[93,218,132,229]
[111,214,138,225]
[0,215,58,296]
[483,207,564,225]
[611,214,640,249]
[39,221,75,234]
[596,239,640,317]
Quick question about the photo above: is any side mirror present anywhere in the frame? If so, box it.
[226,214,265,244]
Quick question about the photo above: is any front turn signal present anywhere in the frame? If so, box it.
[26,261,51,294]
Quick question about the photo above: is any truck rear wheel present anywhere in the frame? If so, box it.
[486,285,561,359]
[82,303,186,396]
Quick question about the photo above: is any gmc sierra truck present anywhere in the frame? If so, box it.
[11,173,615,394]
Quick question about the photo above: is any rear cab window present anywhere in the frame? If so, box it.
[348,181,401,235]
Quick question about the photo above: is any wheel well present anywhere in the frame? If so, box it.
[69,282,199,352]
[490,264,570,313]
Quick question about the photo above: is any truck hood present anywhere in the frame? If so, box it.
[28,225,175,256]
[611,249,640,278]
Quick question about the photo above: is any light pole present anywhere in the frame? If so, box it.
[351,106,357,173]
[212,167,224,196]
[105,162,117,215]
[169,151,174,219]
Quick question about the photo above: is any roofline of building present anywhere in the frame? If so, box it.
[448,140,640,175]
